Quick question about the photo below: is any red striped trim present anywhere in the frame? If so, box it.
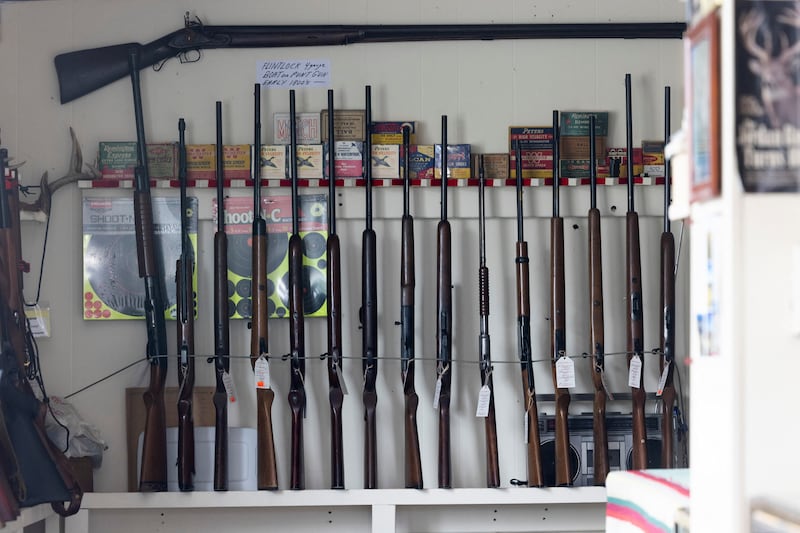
[606,502,669,533]
[629,470,690,497]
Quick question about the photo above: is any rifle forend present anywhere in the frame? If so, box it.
[54,19,685,103]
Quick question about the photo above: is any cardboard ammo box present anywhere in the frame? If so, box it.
[98,142,177,180]
[295,144,324,179]
[508,126,554,151]
[560,135,607,160]
[323,141,364,178]
[408,145,435,179]
[510,148,553,179]
[559,111,609,137]
[371,144,400,179]
[185,144,252,181]
[472,153,510,180]
[371,121,416,145]
[434,144,471,179]
[274,112,321,145]
[607,147,643,178]
[320,109,366,141]
[260,145,288,179]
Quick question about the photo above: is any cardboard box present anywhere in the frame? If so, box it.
[260,145,288,179]
[274,112,321,144]
[185,144,252,181]
[559,135,607,160]
[508,126,554,151]
[607,147,643,177]
[559,111,609,137]
[323,141,364,178]
[434,144,471,179]
[510,148,553,179]
[371,121,416,145]
[320,109,366,141]
[642,140,666,165]
[295,144,324,179]
[559,159,610,179]
[472,153,509,180]
[98,142,177,180]
[371,144,400,179]
[643,164,665,177]
[408,145,435,179]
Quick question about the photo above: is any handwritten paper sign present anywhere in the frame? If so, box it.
[257,60,331,88]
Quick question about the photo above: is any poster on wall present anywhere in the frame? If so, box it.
[736,1,800,192]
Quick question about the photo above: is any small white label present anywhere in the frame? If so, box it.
[656,362,671,397]
[600,369,615,401]
[335,363,349,395]
[555,356,575,388]
[433,376,442,409]
[475,385,491,417]
[254,355,271,390]
[628,355,643,388]
[222,371,237,403]
[25,305,50,338]
[257,59,331,88]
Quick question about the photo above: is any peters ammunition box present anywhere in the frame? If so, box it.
[371,121,416,145]
[560,135,607,160]
[371,144,400,179]
[323,141,364,178]
[320,109,366,142]
[185,144,252,181]
[260,145,288,179]
[508,126,554,151]
[408,145,435,179]
[295,144,324,179]
[510,148,553,179]
[559,112,610,137]
[274,112,322,144]
[472,153,510,180]
[98,142,177,180]
[434,144,471,179]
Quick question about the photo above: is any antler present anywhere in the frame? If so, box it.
[19,127,99,215]
[739,9,772,62]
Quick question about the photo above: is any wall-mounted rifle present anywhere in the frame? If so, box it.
[176,117,195,492]
[325,89,346,490]
[251,86,279,490]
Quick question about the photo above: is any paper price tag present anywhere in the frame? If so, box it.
[222,370,237,403]
[254,355,271,390]
[656,363,671,396]
[475,385,491,417]
[335,364,349,395]
[555,356,575,389]
[433,376,442,409]
[628,355,642,388]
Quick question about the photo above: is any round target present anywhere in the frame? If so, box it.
[303,232,326,259]
[227,234,252,277]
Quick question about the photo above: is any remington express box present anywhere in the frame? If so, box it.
[371,121,416,145]
[606,147,643,178]
[559,135,607,160]
[508,126,554,151]
[371,144,400,179]
[320,109,366,142]
[471,153,509,180]
[185,144,252,181]
[260,144,288,179]
[323,141,363,178]
[295,144,324,179]
[559,159,610,179]
[434,144,471,179]
[510,148,552,179]
[274,112,321,144]
[559,112,609,137]
[408,145,435,179]
[98,142,177,180]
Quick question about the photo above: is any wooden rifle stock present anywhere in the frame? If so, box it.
[550,110,571,487]
[625,74,647,470]
[325,89,345,490]
[660,85,676,469]
[212,101,231,491]
[513,142,543,488]
[176,118,195,492]
[587,116,609,485]
[129,49,170,493]
[361,85,379,489]
[287,90,307,491]
[400,125,422,489]
[250,87,279,491]
[436,115,452,489]
[477,158,500,489]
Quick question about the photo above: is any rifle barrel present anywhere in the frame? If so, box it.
[437,114,452,489]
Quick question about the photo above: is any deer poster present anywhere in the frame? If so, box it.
[737,1,800,192]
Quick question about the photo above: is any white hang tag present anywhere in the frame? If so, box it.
[222,370,237,403]
[555,356,576,389]
[475,385,491,417]
[599,368,615,401]
[656,362,671,397]
[254,355,271,390]
[335,363,349,395]
[433,376,442,409]
[523,411,529,444]
[628,355,643,388]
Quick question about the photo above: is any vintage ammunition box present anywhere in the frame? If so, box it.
[98,142,177,180]
[508,126,554,151]
[472,153,510,180]
[408,145,435,179]
[260,145,288,179]
[510,148,553,179]
[371,144,400,179]
[559,159,610,179]
[295,144,324,179]
[320,109,366,142]
[371,121,416,145]
[323,141,364,178]
[185,144,252,181]
[642,140,666,165]
[559,135,607,160]
[559,112,610,137]
[434,144,471,179]
[643,164,665,177]
[607,147,643,177]
[274,112,322,145]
